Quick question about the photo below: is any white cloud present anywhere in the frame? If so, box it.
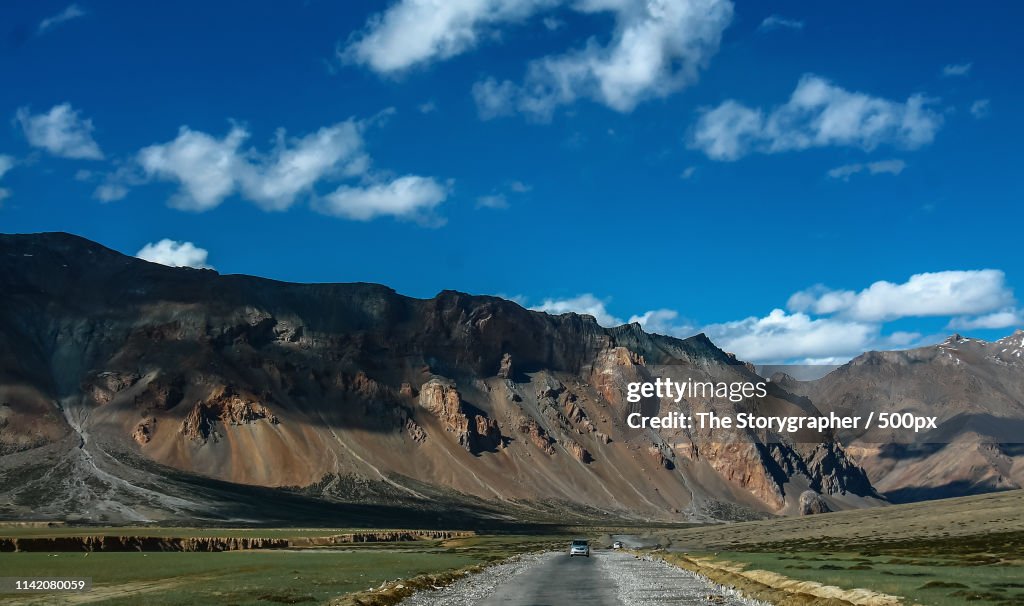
[509,180,532,193]
[138,126,248,211]
[38,4,86,34]
[16,103,104,160]
[759,15,803,31]
[344,0,560,74]
[691,74,943,160]
[316,175,449,221]
[239,122,368,210]
[530,294,623,327]
[942,62,972,77]
[94,183,130,202]
[475,0,734,119]
[418,101,438,114]
[476,193,508,209]
[948,309,1023,331]
[970,99,991,119]
[135,118,437,219]
[827,158,906,180]
[680,165,697,179]
[138,121,368,211]
[705,309,878,363]
[473,78,518,119]
[0,155,13,179]
[136,239,213,269]
[787,270,1015,322]
[628,308,694,337]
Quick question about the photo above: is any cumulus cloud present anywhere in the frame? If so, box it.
[136,239,213,269]
[128,116,446,220]
[316,176,449,221]
[474,0,734,119]
[942,62,972,77]
[628,308,694,337]
[704,309,879,363]
[138,121,368,211]
[16,103,104,160]
[138,126,248,210]
[690,75,943,160]
[344,0,559,74]
[38,4,86,35]
[758,15,803,31]
[970,99,991,119]
[827,158,906,180]
[530,294,623,327]
[948,309,1023,331]
[523,268,1017,364]
[787,270,1015,322]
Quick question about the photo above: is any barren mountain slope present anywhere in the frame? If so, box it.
[0,233,876,524]
[788,334,1024,502]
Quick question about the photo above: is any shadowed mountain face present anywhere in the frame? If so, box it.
[0,233,877,525]
[785,334,1024,503]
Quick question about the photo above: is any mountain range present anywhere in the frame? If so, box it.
[0,233,1019,526]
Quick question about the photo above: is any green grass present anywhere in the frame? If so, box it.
[0,550,478,605]
[0,533,568,605]
[705,531,1024,606]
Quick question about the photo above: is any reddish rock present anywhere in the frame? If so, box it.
[418,378,503,453]
[516,417,556,455]
[132,417,156,445]
[563,439,593,464]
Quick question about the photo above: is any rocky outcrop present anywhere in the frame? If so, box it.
[85,371,140,405]
[132,417,156,445]
[563,439,593,463]
[699,442,786,510]
[648,444,675,470]
[404,417,427,443]
[801,442,873,496]
[418,378,503,454]
[799,490,832,515]
[181,389,279,442]
[515,417,556,454]
[497,353,514,379]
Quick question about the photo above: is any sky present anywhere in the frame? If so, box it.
[1,1,1022,364]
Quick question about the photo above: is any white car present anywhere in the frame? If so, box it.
[569,539,590,557]
[612,540,624,549]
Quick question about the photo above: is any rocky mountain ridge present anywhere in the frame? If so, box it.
[786,332,1024,502]
[1,232,878,524]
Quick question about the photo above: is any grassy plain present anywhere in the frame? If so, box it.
[0,533,566,605]
[658,490,1024,606]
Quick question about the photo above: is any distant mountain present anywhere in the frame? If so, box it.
[0,232,876,525]
[786,333,1024,502]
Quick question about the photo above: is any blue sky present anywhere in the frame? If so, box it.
[1,1,1022,363]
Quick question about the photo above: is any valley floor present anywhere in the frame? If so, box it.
[0,491,1021,605]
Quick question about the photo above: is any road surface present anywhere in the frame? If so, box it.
[401,551,763,606]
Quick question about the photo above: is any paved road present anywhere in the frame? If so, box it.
[478,551,621,606]
[402,551,762,606]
